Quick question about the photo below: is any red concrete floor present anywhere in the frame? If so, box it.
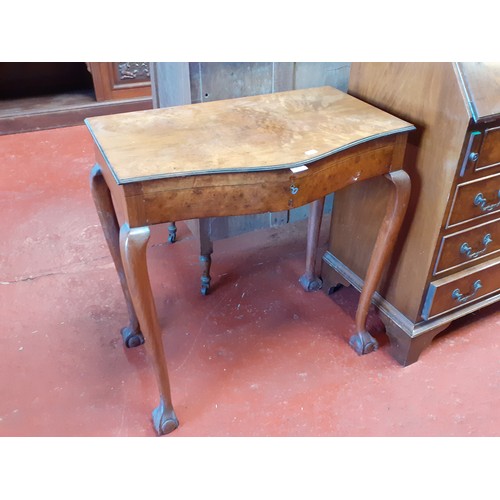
[0,125,499,437]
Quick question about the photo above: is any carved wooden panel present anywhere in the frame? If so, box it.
[88,62,152,102]
[116,62,150,83]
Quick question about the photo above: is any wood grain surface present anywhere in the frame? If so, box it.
[85,86,413,184]
[334,62,473,322]
[458,62,500,121]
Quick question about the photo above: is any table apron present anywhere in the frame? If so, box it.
[118,141,396,227]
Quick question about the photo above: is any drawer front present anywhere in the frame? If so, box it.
[422,257,500,320]
[447,172,500,227]
[475,126,500,173]
[434,217,500,274]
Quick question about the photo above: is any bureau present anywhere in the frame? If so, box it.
[321,62,500,365]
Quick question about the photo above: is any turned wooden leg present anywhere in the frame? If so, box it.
[381,315,451,366]
[299,198,325,292]
[167,222,177,243]
[89,165,144,348]
[349,170,411,355]
[199,218,213,295]
[120,223,179,435]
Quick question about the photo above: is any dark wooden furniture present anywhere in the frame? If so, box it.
[87,86,413,435]
[322,62,500,366]
[88,62,152,102]
[0,62,152,135]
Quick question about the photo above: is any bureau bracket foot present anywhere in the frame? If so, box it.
[381,315,451,366]
[120,325,145,348]
[152,397,179,436]
[321,264,351,296]
[299,274,323,292]
[349,330,378,355]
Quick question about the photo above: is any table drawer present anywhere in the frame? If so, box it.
[447,172,500,227]
[434,217,500,274]
[422,257,500,320]
[475,126,500,173]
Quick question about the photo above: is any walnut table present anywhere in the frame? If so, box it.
[86,86,413,435]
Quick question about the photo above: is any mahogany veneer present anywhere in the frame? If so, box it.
[321,62,500,366]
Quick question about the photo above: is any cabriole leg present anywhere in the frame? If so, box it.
[89,165,144,348]
[349,170,411,355]
[120,223,179,435]
[299,197,325,291]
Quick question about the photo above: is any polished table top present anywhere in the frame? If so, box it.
[85,86,413,184]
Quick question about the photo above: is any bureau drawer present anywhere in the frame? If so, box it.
[434,217,500,274]
[422,257,500,320]
[447,171,500,227]
[475,126,500,173]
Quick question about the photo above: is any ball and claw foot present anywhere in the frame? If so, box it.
[152,398,179,436]
[120,325,145,348]
[349,331,378,355]
[299,274,323,292]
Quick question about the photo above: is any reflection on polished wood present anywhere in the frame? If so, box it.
[87,86,413,435]
[86,86,412,182]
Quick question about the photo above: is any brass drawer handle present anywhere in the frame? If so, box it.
[460,233,493,259]
[473,191,500,213]
[451,280,482,303]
